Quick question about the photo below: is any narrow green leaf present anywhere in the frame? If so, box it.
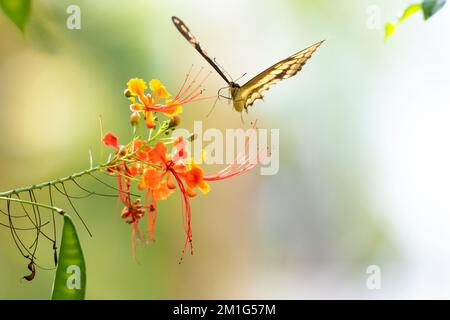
[399,4,423,24]
[422,0,447,19]
[0,0,31,32]
[385,22,396,41]
[51,215,86,300]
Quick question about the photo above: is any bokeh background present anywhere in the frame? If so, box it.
[1,0,450,299]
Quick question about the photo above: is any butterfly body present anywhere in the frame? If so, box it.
[172,16,323,113]
[229,82,245,112]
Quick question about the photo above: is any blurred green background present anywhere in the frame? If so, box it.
[1,0,450,299]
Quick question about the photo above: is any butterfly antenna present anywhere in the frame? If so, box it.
[234,72,247,83]
[213,57,233,82]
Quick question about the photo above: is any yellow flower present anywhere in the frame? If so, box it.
[127,78,147,96]
[149,79,171,99]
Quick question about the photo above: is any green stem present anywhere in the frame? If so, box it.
[0,120,172,200]
[0,166,101,198]
[0,196,64,214]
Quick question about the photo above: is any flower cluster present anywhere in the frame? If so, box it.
[102,75,261,260]
[126,78,183,129]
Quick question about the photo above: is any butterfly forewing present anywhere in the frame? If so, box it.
[238,40,325,110]
[172,16,230,84]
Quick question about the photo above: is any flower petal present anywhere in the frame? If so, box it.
[102,132,119,150]
[198,180,210,194]
[145,110,156,129]
[173,136,187,161]
[150,79,171,99]
[127,78,147,96]
[132,139,151,161]
[153,180,174,201]
[186,187,197,197]
[182,162,204,189]
[142,167,163,189]
[148,142,167,164]
[167,173,176,190]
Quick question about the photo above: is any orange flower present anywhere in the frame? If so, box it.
[134,140,211,254]
[125,71,208,129]
[181,162,210,197]
[138,141,209,197]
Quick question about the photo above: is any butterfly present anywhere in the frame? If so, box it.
[172,16,324,113]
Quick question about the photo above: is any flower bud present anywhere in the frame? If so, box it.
[168,115,181,128]
[118,146,127,157]
[130,111,141,126]
[124,88,132,98]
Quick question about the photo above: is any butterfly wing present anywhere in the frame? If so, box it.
[236,40,324,110]
[172,16,231,85]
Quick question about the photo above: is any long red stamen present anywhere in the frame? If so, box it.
[177,67,204,102]
[179,89,204,105]
[170,169,193,263]
[173,64,194,101]
[117,174,129,205]
[178,71,211,104]
[204,125,267,181]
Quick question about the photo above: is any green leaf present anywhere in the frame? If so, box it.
[399,4,423,24]
[51,215,86,300]
[385,22,396,41]
[422,0,447,19]
[0,0,31,32]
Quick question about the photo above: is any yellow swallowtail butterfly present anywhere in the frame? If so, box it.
[172,16,324,113]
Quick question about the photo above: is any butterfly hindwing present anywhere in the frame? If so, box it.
[237,40,324,110]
